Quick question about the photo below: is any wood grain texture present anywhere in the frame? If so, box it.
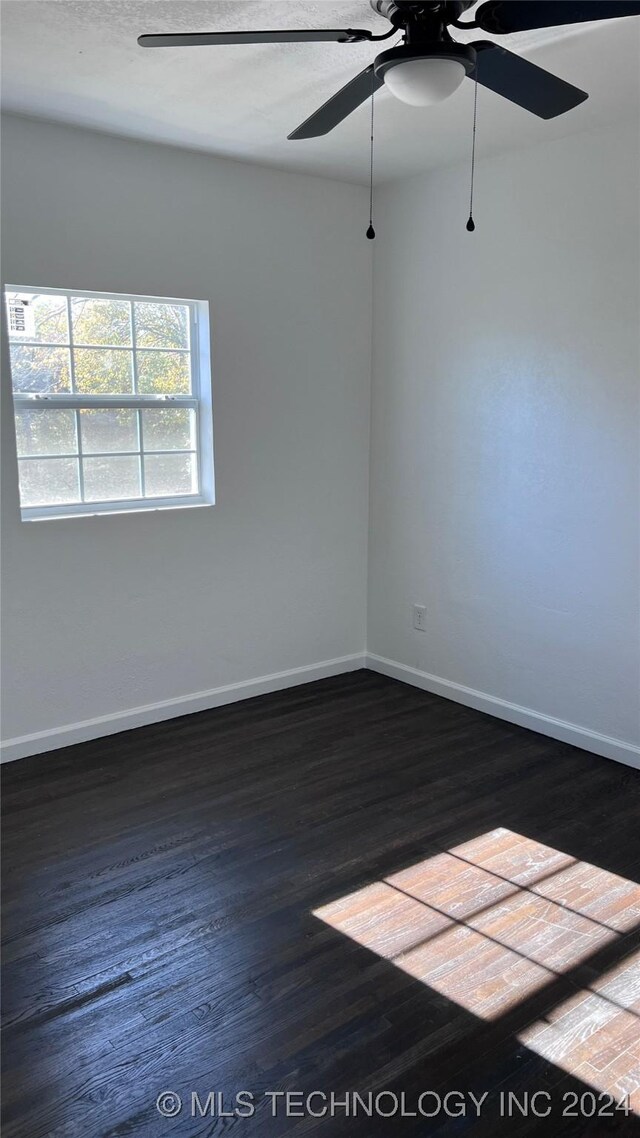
[2,670,639,1137]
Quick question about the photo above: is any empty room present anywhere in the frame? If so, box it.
[1,1,639,1135]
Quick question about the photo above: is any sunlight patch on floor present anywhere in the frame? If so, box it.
[519,947,640,1110]
[313,827,640,1111]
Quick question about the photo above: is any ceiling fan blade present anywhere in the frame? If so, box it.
[471,41,588,118]
[138,29,373,48]
[474,1,640,35]
[288,65,384,140]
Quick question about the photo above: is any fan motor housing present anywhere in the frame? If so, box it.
[370,1,475,28]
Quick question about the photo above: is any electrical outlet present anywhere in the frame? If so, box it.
[412,604,427,631]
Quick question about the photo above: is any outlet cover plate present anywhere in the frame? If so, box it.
[413,604,427,631]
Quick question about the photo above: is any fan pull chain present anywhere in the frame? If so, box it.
[466,68,479,232]
[366,69,376,240]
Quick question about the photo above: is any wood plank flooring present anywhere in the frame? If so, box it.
[2,670,639,1137]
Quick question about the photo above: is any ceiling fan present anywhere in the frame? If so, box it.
[139,1,640,139]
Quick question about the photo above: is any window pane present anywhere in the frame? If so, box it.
[71,297,131,346]
[18,458,79,506]
[83,456,141,502]
[9,345,71,393]
[136,350,191,395]
[73,348,133,394]
[144,453,197,498]
[15,409,77,457]
[6,292,69,343]
[142,408,194,451]
[80,409,138,454]
[134,302,189,350]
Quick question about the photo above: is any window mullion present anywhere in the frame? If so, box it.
[138,409,146,498]
[66,295,77,394]
[130,300,139,396]
[75,408,85,502]
[19,448,197,460]
[13,394,198,410]
[189,303,197,395]
[193,405,202,495]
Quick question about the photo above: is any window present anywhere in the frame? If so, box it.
[4,285,214,520]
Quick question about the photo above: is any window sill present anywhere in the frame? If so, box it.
[21,495,215,521]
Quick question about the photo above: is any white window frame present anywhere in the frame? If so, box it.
[5,284,215,521]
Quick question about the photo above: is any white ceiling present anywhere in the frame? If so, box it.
[1,0,639,183]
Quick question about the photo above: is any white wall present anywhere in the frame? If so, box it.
[3,116,638,767]
[1,115,372,755]
[368,124,640,761]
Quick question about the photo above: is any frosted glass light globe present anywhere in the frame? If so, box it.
[383,57,466,106]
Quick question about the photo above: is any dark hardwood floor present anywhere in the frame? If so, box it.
[2,670,639,1138]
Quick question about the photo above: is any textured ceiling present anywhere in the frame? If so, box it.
[1,0,639,183]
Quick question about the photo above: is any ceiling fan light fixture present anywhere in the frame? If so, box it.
[375,43,477,107]
[384,57,465,105]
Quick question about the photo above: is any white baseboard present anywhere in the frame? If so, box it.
[0,653,366,764]
[4,650,638,771]
[366,653,640,771]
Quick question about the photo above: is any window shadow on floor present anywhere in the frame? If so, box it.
[300,826,640,1137]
